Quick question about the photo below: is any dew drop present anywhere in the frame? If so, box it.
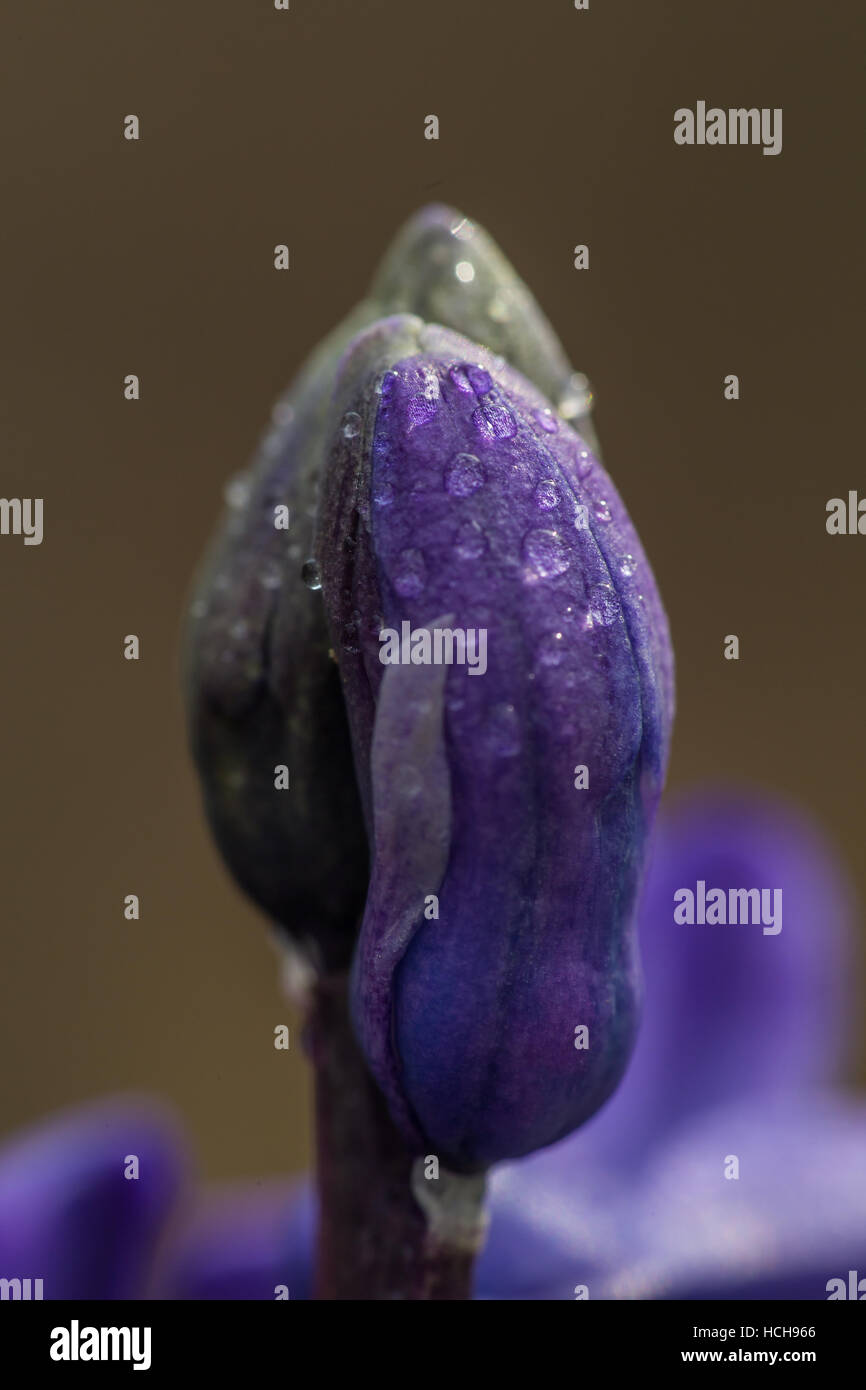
[449,364,473,394]
[593,498,612,524]
[301,559,322,590]
[533,407,558,434]
[450,217,476,242]
[577,449,594,480]
[466,365,492,396]
[455,260,475,283]
[619,554,637,578]
[393,548,426,598]
[375,369,399,395]
[523,528,570,579]
[534,479,560,510]
[342,411,362,439]
[586,584,619,627]
[473,403,517,440]
[420,367,441,400]
[445,452,485,497]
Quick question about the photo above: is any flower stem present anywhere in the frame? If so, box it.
[306,974,486,1300]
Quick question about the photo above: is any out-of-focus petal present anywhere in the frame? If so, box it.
[160,1181,315,1301]
[0,1098,184,1299]
[604,1094,866,1300]
[477,1142,630,1299]
[579,789,855,1173]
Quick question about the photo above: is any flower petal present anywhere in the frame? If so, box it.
[318,317,673,1168]
[0,1098,184,1299]
[159,1182,315,1301]
[605,1094,866,1299]
[580,789,855,1173]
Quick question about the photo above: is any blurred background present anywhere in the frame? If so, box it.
[1,0,863,1183]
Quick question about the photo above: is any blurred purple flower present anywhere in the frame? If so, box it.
[2,788,863,1299]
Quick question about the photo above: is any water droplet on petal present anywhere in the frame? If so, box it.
[473,404,517,440]
[419,367,441,401]
[449,365,473,394]
[619,554,637,578]
[301,559,322,590]
[450,217,476,242]
[534,479,560,510]
[445,452,485,497]
[393,548,426,598]
[587,584,619,627]
[455,260,475,283]
[375,369,399,395]
[466,366,492,396]
[523,528,570,579]
[577,449,594,480]
[342,411,362,439]
[533,407,558,434]
[593,498,612,524]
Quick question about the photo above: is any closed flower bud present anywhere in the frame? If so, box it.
[184,206,608,973]
[316,315,674,1170]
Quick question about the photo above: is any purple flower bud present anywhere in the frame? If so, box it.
[316,316,674,1170]
[184,205,608,973]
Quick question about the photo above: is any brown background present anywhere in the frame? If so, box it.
[1,0,863,1183]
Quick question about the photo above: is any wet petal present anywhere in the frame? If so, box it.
[318,317,674,1169]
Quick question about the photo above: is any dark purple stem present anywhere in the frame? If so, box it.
[306,974,484,1300]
